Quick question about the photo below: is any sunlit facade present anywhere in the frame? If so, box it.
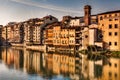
[98,11,120,51]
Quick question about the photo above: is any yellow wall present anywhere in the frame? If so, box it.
[53,26,61,46]
[98,13,120,51]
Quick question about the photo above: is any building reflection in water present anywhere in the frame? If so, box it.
[24,50,43,74]
[102,58,120,80]
[2,48,15,68]
[0,47,120,80]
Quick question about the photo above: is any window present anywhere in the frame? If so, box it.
[115,73,117,78]
[100,16,103,20]
[115,24,118,28]
[50,17,52,20]
[72,40,74,43]
[109,32,112,36]
[109,72,112,77]
[57,40,59,43]
[69,40,71,43]
[109,63,112,67]
[109,24,112,29]
[104,15,107,18]
[65,40,66,44]
[62,40,64,44]
[115,32,118,36]
[109,42,112,45]
[115,42,117,46]
[114,63,117,67]
[115,18,118,21]
[109,19,112,21]
[109,14,112,17]
[85,35,88,38]
[115,13,118,17]
[102,24,104,26]
[85,11,87,15]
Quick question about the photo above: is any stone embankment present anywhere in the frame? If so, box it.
[11,43,46,52]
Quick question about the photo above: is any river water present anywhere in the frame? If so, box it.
[0,47,120,80]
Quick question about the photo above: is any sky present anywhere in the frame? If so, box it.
[0,0,120,25]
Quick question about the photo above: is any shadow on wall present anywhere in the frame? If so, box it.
[103,41,109,51]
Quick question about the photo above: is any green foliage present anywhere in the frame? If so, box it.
[111,51,120,58]
[79,49,88,54]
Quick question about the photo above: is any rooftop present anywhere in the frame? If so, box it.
[98,10,120,15]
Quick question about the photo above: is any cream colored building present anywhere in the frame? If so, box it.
[2,26,6,40]
[98,11,120,51]
[70,18,81,26]
[89,24,103,49]
[69,17,85,26]
[33,25,41,44]
[60,28,69,46]
[24,19,43,44]
[53,25,61,46]
[69,28,76,46]
[81,27,89,50]
[44,25,53,45]
[45,24,81,50]
[24,16,58,45]
[2,22,25,43]
[2,22,19,43]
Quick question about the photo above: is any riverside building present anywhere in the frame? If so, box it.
[98,10,120,51]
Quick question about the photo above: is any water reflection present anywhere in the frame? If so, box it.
[0,47,120,80]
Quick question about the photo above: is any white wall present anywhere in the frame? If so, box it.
[69,19,80,26]
[89,29,95,45]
